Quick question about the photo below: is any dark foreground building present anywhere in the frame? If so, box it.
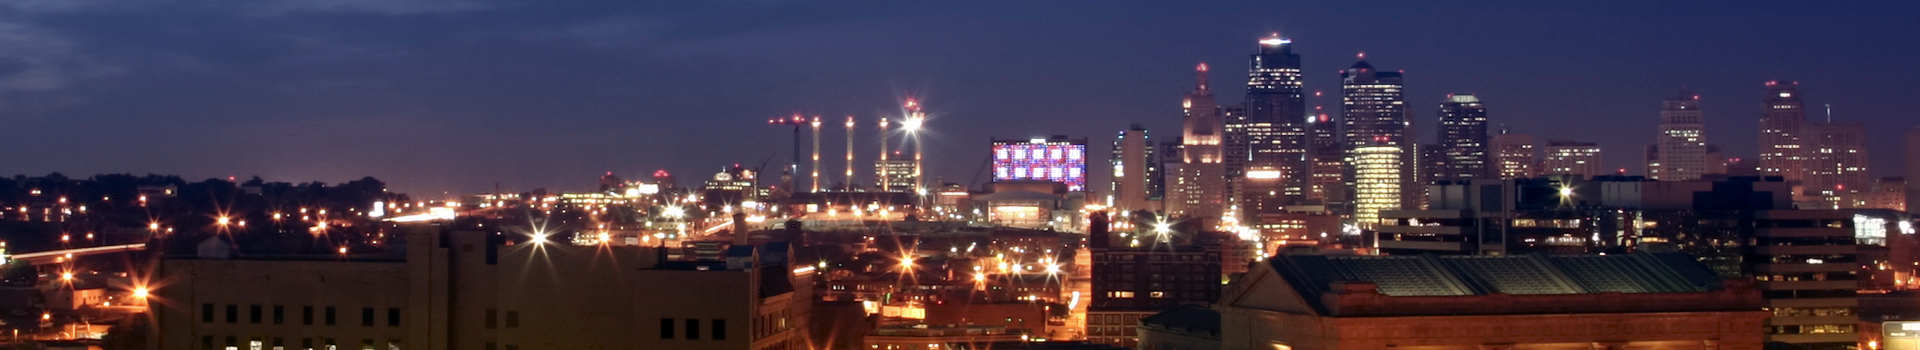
[1188,253,1768,350]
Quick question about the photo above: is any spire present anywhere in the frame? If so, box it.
[1195,63,1210,91]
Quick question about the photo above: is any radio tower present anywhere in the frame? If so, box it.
[766,114,807,192]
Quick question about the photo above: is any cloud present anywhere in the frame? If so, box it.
[0,21,119,92]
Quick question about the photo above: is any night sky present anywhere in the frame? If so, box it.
[2,1,1915,197]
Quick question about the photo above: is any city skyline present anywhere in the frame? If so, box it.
[0,1,1915,196]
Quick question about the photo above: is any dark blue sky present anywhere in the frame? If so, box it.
[2,1,1915,196]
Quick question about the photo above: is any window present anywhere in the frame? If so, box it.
[302,306,314,325]
[484,309,497,329]
[660,318,674,339]
[273,305,284,324]
[362,307,375,327]
[250,305,262,324]
[712,319,726,340]
[302,338,312,350]
[201,336,213,350]
[504,311,519,328]
[388,308,401,327]
[325,306,337,326]
[361,339,374,350]
[202,304,214,323]
[685,319,700,340]
[484,342,496,350]
[226,304,238,323]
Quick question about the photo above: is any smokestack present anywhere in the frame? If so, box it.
[732,212,749,246]
[1088,211,1110,249]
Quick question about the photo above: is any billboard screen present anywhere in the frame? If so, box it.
[993,139,1087,191]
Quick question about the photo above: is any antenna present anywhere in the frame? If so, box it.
[1825,103,1832,122]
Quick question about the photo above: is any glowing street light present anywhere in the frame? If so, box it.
[132,287,149,299]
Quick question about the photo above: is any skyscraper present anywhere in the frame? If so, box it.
[1176,63,1228,221]
[1758,81,1806,184]
[1342,56,1413,209]
[1306,108,1345,207]
[1802,121,1869,208]
[1543,140,1604,179]
[1436,94,1491,182]
[1111,125,1158,212]
[1352,146,1403,228]
[1242,35,1308,215]
[1649,89,1710,181]
[1493,131,1537,179]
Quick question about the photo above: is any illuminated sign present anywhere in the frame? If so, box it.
[992,139,1087,191]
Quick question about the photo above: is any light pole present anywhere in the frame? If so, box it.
[903,100,926,193]
[878,117,891,192]
[811,116,822,193]
[845,116,856,191]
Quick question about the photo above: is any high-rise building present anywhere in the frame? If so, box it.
[1436,94,1491,182]
[1492,131,1537,179]
[1908,127,1920,214]
[1342,56,1413,211]
[1242,35,1309,215]
[1803,121,1869,208]
[1352,146,1403,228]
[1759,81,1807,184]
[1111,125,1157,212]
[1543,140,1603,179]
[1085,220,1226,349]
[1305,109,1345,207]
[1158,139,1183,214]
[1175,64,1229,221]
[1222,106,1249,211]
[1650,89,1710,181]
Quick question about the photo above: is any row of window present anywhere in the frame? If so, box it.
[201,304,399,328]
[198,335,397,350]
[660,318,726,340]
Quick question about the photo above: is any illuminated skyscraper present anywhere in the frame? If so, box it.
[1758,81,1806,184]
[1243,35,1308,215]
[1342,56,1413,209]
[1112,125,1158,212]
[1352,146,1403,228]
[1436,94,1491,182]
[1648,89,1709,181]
[1176,63,1228,220]
[1493,131,1537,179]
[1544,140,1604,179]
[1803,121,1868,208]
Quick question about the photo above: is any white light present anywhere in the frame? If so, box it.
[902,118,924,132]
[1559,187,1573,197]
[1260,37,1289,46]
[1246,170,1282,179]
[1029,138,1045,144]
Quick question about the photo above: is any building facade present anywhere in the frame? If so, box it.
[1342,58,1413,214]
[992,136,1090,192]
[1543,140,1604,179]
[1651,89,1712,181]
[1242,35,1309,215]
[1436,94,1492,183]
[1493,131,1537,180]
[1759,81,1808,185]
[1803,121,1870,209]
[1112,125,1159,212]
[1352,146,1403,228]
[1177,64,1229,221]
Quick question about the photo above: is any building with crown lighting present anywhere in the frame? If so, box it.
[1242,35,1309,217]
[1436,94,1492,183]
[1175,64,1229,222]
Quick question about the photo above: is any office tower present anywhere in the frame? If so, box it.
[1909,127,1920,214]
[1436,94,1492,182]
[1417,145,1445,206]
[1306,109,1344,206]
[1111,125,1157,212]
[1352,146,1403,228]
[1243,35,1309,215]
[1222,106,1249,210]
[1865,177,1906,212]
[1650,89,1710,181]
[1159,139,1185,215]
[1543,140,1603,179]
[992,136,1089,191]
[1175,63,1228,220]
[1759,81,1806,184]
[1342,56,1414,210]
[1086,222,1226,348]
[1492,131,1537,179]
[1803,121,1869,208]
